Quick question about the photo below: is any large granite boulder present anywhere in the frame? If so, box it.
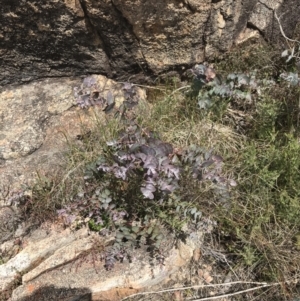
[1,0,299,87]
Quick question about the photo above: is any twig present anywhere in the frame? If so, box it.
[168,85,191,97]
[61,162,85,184]
[274,11,299,44]
[120,281,276,301]
[191,283,279,301]
[133,84,166,91]
[200,247,238,280]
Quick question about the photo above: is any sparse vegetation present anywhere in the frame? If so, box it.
[3,38,300,300]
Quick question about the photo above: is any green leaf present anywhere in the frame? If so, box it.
[156,234,164,241]
[198,98,212,110]
[131,226,140,233]
[116,232,124,239]
[147,227,153,235]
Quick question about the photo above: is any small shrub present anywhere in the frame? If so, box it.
[189,64,257,110]
[186,64,275,130]
[58,122,234,269]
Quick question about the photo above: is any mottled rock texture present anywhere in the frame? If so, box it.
[0,224,202,301]
[1,0,299,86]
[0,75,146,195]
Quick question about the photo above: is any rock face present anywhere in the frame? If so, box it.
[0,75,147,194]
[0,224,203,301]
[1,0,299,87]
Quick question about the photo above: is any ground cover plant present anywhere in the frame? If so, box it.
[3,36,300,300]
[58,79,236,268]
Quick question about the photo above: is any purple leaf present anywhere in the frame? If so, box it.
[140,145,156,156]
[166,165,180,179]
[113,166,128,180]
[159,181,176,193]
[146,165,157,176]
[200,160,214,168]
[159,157,170,169]
[141,187,155,199]
[141,183,156,199]
[157,143,173,156]
[97,164,112,173]
[211,155,223,162]
[144,177,156,185]
[135,152,147,162]
[57,209,66,215]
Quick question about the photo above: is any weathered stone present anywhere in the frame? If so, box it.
[235,28,260,45]
[0,207,20,244]
[0,75,147,193]
[248,0,300,45]
[0,227,89,292]
[0,78,78,160]
[248,0,280,32]
[6,226,202,301]
[1,0,299,87]
[0,0,110,86]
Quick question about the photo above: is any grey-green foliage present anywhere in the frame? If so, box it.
[189,64,259,110]
[279,71,299,86]
[190,64,300,117]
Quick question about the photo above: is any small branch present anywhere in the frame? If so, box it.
[191,283,279,301]
[274,11,300,44]
[168,85,191,96]
[61,162,85,184]
[133,84,166,91]
[120,281,277,301]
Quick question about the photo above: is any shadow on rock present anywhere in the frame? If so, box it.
[16,286,92,301]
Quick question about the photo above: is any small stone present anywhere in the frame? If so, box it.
[205,275,213,283]
[197,269,204,277]
[193,248,201,262]
[174,290,183,301]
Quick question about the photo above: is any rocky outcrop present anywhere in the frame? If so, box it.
[1,0,299,87]
[0,224,203,301]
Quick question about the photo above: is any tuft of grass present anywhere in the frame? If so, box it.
[142,84,244,157]
[215,41,281,79]
[22,114,121,225]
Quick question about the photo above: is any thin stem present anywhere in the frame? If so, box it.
[274,11,300,44]
[120,281,277,301]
